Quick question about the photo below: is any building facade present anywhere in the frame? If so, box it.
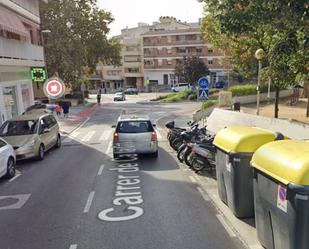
[0,0,46,124]
[98,17,229,92]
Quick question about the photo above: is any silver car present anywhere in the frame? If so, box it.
[112,115,158,158]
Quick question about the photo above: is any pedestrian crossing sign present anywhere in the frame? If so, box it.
[198,89,209,101]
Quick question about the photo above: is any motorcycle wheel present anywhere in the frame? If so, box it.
[184,149,193,167]
[177,145,186,162]
[171,137,183,151]
[192,157,210,173]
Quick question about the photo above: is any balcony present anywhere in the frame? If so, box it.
[122,50,141,56]
[143,39,205,47]
[0,37,44,66]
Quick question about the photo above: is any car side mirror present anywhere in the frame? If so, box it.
[111,125,116,128]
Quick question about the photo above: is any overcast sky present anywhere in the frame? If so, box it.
[97,0,204,37]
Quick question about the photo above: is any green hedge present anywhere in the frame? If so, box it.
[228,84,274,97]
[162,89,192,103]
[202,100,219,109]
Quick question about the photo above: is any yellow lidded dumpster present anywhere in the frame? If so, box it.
[213,126,284,218]
[251,140,309,249]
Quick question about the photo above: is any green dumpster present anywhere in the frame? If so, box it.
[251,140,309,249]
[213,126,283,218]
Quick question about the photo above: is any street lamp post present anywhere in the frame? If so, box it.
[41,29,51,103]
[255,48,265,115]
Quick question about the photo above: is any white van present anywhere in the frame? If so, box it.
[171,83,189,92]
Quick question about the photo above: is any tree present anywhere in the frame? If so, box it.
[40,0,121,88]
[200,0,308,118]
[175,56,209,84]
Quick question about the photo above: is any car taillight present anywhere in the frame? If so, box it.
[151,132,157,141]
[113,132,119,143]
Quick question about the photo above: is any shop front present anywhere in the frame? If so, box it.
[0,80,34,125]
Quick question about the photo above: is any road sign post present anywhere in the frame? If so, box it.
[197,77,210,127]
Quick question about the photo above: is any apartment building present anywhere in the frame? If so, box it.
[143,18,228,87]
[99,17,229,91]
[99,24,150,92]
[0,0,46,124]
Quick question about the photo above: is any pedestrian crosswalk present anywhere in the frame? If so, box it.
[62,127,165,144]
[81,131,96,142]
[99,130,113,141]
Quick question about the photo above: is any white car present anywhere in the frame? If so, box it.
[112,115,158,158]
[0,137,16,179]
[171,83,189,92]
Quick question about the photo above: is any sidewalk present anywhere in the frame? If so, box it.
[57,103,99,134]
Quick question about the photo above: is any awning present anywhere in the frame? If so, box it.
[0,5,29,39]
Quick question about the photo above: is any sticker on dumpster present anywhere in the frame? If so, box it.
[277,185,287,213]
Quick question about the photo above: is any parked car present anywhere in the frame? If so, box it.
[214,81,227,89]
[124,88,138,95]
[114,92,126,101]
[0,137,16,179]
[0,113,61,160]
[112,115,158,158]
[171,83,189,92]
[23,103,52,115]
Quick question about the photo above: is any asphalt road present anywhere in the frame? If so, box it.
[0,100,245,249]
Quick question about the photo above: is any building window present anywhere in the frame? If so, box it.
[208,59,213,65]
[167,59,172,65]
[208,48,213,53]
[158,59,163,66]
[126,68,140,73]
[196,48,202,54]
[176,35,186,41]
[177,47,187,54]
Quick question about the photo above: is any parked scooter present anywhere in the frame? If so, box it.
[190,141,216,173]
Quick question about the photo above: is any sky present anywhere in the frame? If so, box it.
[97,0,204,37]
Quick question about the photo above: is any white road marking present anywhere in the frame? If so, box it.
[189,175,197,183]
[8,174,21,182]
[71,131,80,137]
[97,165,104,176]
[216,214,237,238]
[106,141,113,154]
[197,187,210,201]
[72,117,90,133]
[100,130,112,141]
[0,194,31,210]
[81,131,96,142]
[83,191,95,213]
[249,245,264,249]
[69,244,78,249]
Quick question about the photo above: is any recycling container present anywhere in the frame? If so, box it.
[213,126,283,218]
[251,140,309,249]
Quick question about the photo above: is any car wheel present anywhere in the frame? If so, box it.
[5,157,15,179]
[55,134,61,148]
[150,151,158,158]
[37,144,45,160]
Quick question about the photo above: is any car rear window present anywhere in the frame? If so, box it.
[116,121,154,133]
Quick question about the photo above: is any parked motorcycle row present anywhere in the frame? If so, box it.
[165,120,216,173]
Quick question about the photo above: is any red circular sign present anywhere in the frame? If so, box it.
[43,78,65,99]
[47,80,62,96]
